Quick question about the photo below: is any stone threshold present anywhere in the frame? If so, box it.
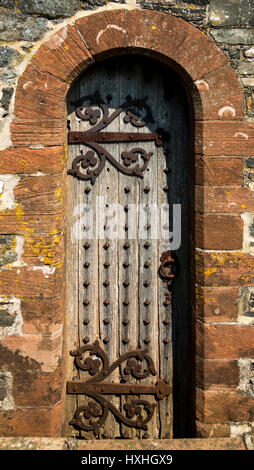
[0,437,248,450]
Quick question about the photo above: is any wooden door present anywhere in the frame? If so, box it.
[65,55,189,439]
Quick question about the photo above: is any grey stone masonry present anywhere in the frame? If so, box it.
[0,9,48,41]
[140,1,207,26]
[210,28,254,45]
[0,235,17,266]
[0,0,15,8]
[238,62,254,76]
[0,46,21,68]
[0,87,14,111]
[16,0,81,18]
[209,0,254,27]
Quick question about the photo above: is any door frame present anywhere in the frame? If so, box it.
[10,8,247,438]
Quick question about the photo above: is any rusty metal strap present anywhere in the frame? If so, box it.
[66,380,171,401]
[68,130,167,146]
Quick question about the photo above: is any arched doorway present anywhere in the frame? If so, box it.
[65,55,191,439]
[6,7,247,440]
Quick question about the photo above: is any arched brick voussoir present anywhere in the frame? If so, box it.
[14,64,68,120]
[31,24,93,84]
[75,9,127,59]
[194,64,244,121]
[125,10,228,79]
[11,118,66,146]
[124,9,244,121]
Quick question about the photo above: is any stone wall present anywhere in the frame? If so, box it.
[0,1,253,440]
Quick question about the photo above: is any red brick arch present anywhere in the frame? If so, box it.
[1,8,254,438]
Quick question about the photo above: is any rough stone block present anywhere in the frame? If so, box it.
[196,323,254,359]
[196,357,239,390]
[195,214,243,250]
[0,402,63,436]
[238,286,254,325]
[195,186,254,213]
[21,297,64,334]
[238,358,254,398]
[0,370,14,410]
[244,47,254,58]
[210,28,254,45]
[196,250,254,287]
[0,297,23,339]
[0,9,48,42]
[195,121,254,156]
[196,286,239,322]
[196,388,254,423]
[15,64,68,120]
[195,156,243,186]
[23,231,64,268]
[0,212,64,235]
[0,146,65,175]
[242,212,254,255]
[194,64,244,120]
[14,175,64,215]
[0,175,20,212]
[209,0,254,27]
[238,61,254,76]
[0,87,14,111]
[0,266,64,300]
[0,46,21,68]
[0,0,15,7]
[0,235,17,267]
[76,9,127,58]
[17,0,80,18]
[32,25,93,83]
[11,118,66,146]
[1,324,63,373]
[196,421,231,438]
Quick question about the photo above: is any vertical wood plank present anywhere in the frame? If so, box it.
[137,62,159,439]
[97,60,120,439]
[118,58,140,439]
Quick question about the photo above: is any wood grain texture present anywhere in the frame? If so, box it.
[66,56,190,439]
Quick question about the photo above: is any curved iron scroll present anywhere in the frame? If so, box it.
[70,394,156,432]
[67,341,171,432]
[70,340,156,383]
[67,91,170,184]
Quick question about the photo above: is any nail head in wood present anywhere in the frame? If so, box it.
[144,241,151,249]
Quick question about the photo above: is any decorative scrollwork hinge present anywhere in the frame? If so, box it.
[66,341,171,432]
[67,91,170,184]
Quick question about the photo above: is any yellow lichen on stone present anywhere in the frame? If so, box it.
[55,187,63,199]
[24,231,64,268]
[204,267,217,276]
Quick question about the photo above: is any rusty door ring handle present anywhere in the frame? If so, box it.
[159,250,174,288]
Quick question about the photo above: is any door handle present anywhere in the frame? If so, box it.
[159,250,175,300]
